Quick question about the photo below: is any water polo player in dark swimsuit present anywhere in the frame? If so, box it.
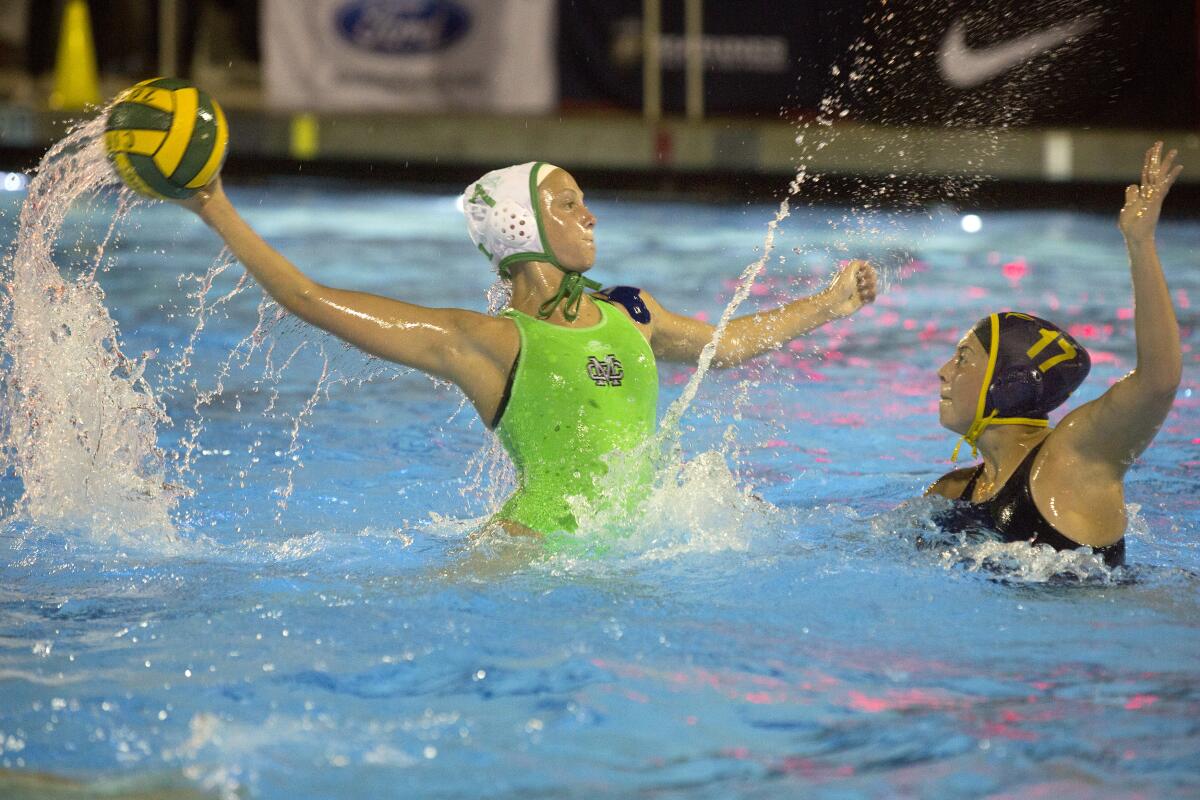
[927,143,1184,566]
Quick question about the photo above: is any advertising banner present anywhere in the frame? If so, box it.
[845,0,1197,128]
[559,0,1196,127]
[263,0,557,113]
[558,0,865,115]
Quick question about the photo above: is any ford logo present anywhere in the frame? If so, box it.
[335,1,471,55]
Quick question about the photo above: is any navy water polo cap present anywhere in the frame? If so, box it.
[952,311,1091,460]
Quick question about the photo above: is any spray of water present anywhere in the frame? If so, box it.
[547,1,1118,554]
[1,114,423,542]
[872,496,1124,584]
[455,276,518,515]
[0,1,1121,551]
[1,115,176,535]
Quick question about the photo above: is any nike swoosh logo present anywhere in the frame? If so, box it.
[937,17,1097,89]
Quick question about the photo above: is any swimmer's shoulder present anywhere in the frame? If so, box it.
[1027,424,1129,546]
[595,285,652,325]
[452,307,519,338]
[926,465,979,499]
[442,308,520,369]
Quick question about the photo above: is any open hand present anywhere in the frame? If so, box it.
[1119,142,1182,245]
[824,259,878,319]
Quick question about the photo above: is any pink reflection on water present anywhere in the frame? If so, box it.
[899,258,929,280]
[1068,323,1114,340]
[846,688,970,714]
[1001,257,1029,285]
[1124,694,1158,710]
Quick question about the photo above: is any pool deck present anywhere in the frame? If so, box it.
[2,101,1198,205]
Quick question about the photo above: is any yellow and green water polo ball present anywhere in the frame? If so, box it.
[104,78,228,200]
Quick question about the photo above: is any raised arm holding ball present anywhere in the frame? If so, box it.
[157,157,877,539]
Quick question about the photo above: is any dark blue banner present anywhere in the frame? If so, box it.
[558,0,1197,126]
[844,0,1197,127]
[558,0,867,115]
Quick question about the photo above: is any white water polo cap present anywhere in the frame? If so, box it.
[462,161,563,278]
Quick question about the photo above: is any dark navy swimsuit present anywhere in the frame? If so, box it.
[944,442,1125,567]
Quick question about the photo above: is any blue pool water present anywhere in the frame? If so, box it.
[1,159,1199,798]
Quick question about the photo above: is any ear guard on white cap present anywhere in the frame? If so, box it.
[462,161,562,278]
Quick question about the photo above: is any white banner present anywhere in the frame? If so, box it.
[262,0,557,113]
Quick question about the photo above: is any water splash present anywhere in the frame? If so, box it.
[872,497,1124,585]
[548,449,777,567]
[560,199,795,555]
[0,115,389,540]
[0,115,176,535]
[659,198,793,439]
[625,0,1117,547]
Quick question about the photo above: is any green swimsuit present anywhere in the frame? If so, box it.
[494,299,658,535]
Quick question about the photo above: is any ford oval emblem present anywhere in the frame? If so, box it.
[335,1,471,55]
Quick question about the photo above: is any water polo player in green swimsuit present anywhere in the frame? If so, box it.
[180,162,877,537]
[927,143,1183,566]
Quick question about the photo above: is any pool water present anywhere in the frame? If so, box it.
[1,164,1198,798]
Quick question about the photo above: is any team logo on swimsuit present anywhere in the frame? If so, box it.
[587,354,624,387]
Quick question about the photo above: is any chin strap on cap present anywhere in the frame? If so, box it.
[951,412,1049,462]
[951,312,1054,461]
[538,270,602,322]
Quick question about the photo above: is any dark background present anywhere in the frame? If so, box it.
[559,0,1199,127]
[13,1,1198,127]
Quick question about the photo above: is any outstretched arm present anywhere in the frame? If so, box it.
[180,180,503,384]
[1052,142,1183,473]
[645,260,877,366]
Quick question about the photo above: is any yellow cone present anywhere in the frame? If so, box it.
[290,114,320,161]
[48,0,101,111]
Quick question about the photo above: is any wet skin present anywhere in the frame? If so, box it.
[537,169,597,272]
[928,143,1184,549]
[932,333,1128,548]
[937,332,989,437]
[183,168,877,426]
[181,167,879,537]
